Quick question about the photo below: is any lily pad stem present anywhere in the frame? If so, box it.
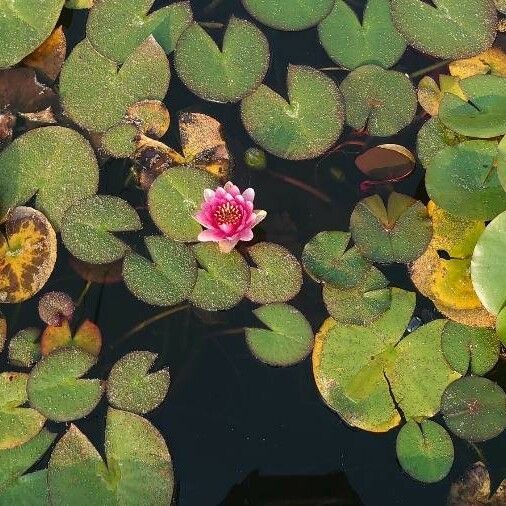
[76,280,92,307]
[409,60,451,79]
[266,170,332,204]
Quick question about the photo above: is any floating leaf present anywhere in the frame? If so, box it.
[123,236,197,307]
[0,372,45,450]
[318,0,407,70]
[0,127,99,229]
[60,37,170,132]
[65,0,94,7]
[190,243,250,311]
[40,320,102,357]
[38,291,75,327]
[396,420,454,483]
[390,0,497,59]
[350,192,432,264]
[355,144,415,182]
[0,207,57,304]
[245,304,314,366]
[61,195,141,265]
[127,100,170,139]
[27,348,103,422]
[496,0,506,13]
[417,76,442,117]
[0,468,49,505]
[241,65,344,160]
[175,17,269,103]
[107,351,170,414]
[449,48,506,79]
[246,243,302,304]
[441,376,506,442]
[340,65,416,137]
[8,328,41,369]
[101,123,139,158]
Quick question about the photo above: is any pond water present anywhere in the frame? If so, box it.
[2,0,506,505]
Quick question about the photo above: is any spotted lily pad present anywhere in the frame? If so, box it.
[127,100,170,138]
[0,127,99,229]
[390,0,497,59]
[340,65,416,137]
[245,304,314,366]
[8,328,41,369]
[87,0,193,63]
[318,0,407,70]
[241,65,344,160]
[61,195,141,265]
[101,123,139,158]
[40,320,102,357]
[175,18,269,103]
[27,348,103,422]
[107,352,170,414]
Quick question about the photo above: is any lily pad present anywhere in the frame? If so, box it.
[27,348,103,422]
[38,291,75,327]
[123,236,197,307]
[0,127,99,229]
[242,0,335,31]
[318,0,407,70]
[339,65,417,137]
[8,328,41,369]
[396,420,454,483]
[107,352,170,414]
[127,100,170,138]
[241,65,344,160]
[87,0,193,63]
[0,468,49,505]
[40,320,102,357]
[61,195,141,265]
[60,37,170,132]
[175,17,269,103]
[101,123,139,158]
[355,144,415,182]
[350,192,432,264]
[441,376,506,442]
[449,48,506,80]
[390,0,497,59]
[245,304,314,366]
[190,243,250,311]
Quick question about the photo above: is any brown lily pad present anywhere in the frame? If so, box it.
[41,319,101,357]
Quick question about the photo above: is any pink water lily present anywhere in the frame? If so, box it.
[195,181,267,253]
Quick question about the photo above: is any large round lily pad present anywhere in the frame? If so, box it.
[241,65,344,160]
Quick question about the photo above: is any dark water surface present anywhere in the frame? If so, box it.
[4,1,506,505]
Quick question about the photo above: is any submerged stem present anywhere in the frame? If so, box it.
[266,170,332,204]
[75,280,92,307]
[198,21,225,29]
[409,60,451,79]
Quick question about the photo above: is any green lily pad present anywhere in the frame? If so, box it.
[61,195,141,265]
[396,420,454,483]
[174,17,269,103]
[242,0,335,31]
[107,351,170,414]
[441,376,506,442]
[246,243,302,304]
[426,140,506,221]
[190,243,250,311]
[350,192,432,264]
[48,408,174,504]
[439,75,506,139]
[0,126,99,229]
[340,65,417,137]
[60,38,170,132]
[495,306,506,346]
[0,0,65,69]
[123,236,197,306]
[241,65,344,160]
[8,328,41,369]
[148,167,218,242]
[0,469,49,505]
[27,348,103,422]
[65,0,93,8]
[0,373,45,450]
[87,0,193,63]
[245,303,314,366]
[318,0,407,70]
[390,0,497,59]
[101,123,139,158]
[441,322,500,375]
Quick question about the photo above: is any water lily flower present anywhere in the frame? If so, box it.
[195,181,267,253]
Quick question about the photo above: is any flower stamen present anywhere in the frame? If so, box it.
[214,202,242,226]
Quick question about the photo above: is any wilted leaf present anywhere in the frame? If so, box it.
[417,76,442,117]
[8,328,41,369]
[127,100,170,139]
[449,48,506,79]
[41,319,101,357]
[0,314,6,353]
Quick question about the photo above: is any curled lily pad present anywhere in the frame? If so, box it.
[246,243,302,304]
[396,420,454,483]
[38,291,75,327]
[0,372,45,450]
[242,0,334,31]
[355,144,415,182]
[339,65,417,137]
[0,127,99,229]
[449,48,506,79]
[318,0,407,70]
[245,303,314,366]
[8,328,41,369]
[101,123,139,158]
[241,65,344,160]
[127,100,170,139]
[390,0,497,59]
[60,38,170,132]
[40,320,102,357]
[27,348,103,422]
[0,207,57,304]
[87,0,192,63]
[61,195,141,265]
[123,236,197,307]
[441,376,506,442]
[190,243,250,311]
[350,192,432,264]
[175,17,269,103]
[107,351,170,414]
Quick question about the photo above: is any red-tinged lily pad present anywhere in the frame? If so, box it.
[38,291,75,327]
[8,328,41,369]
[40,320,102,357]
[355,144,415,182]
[69,257,123,285]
